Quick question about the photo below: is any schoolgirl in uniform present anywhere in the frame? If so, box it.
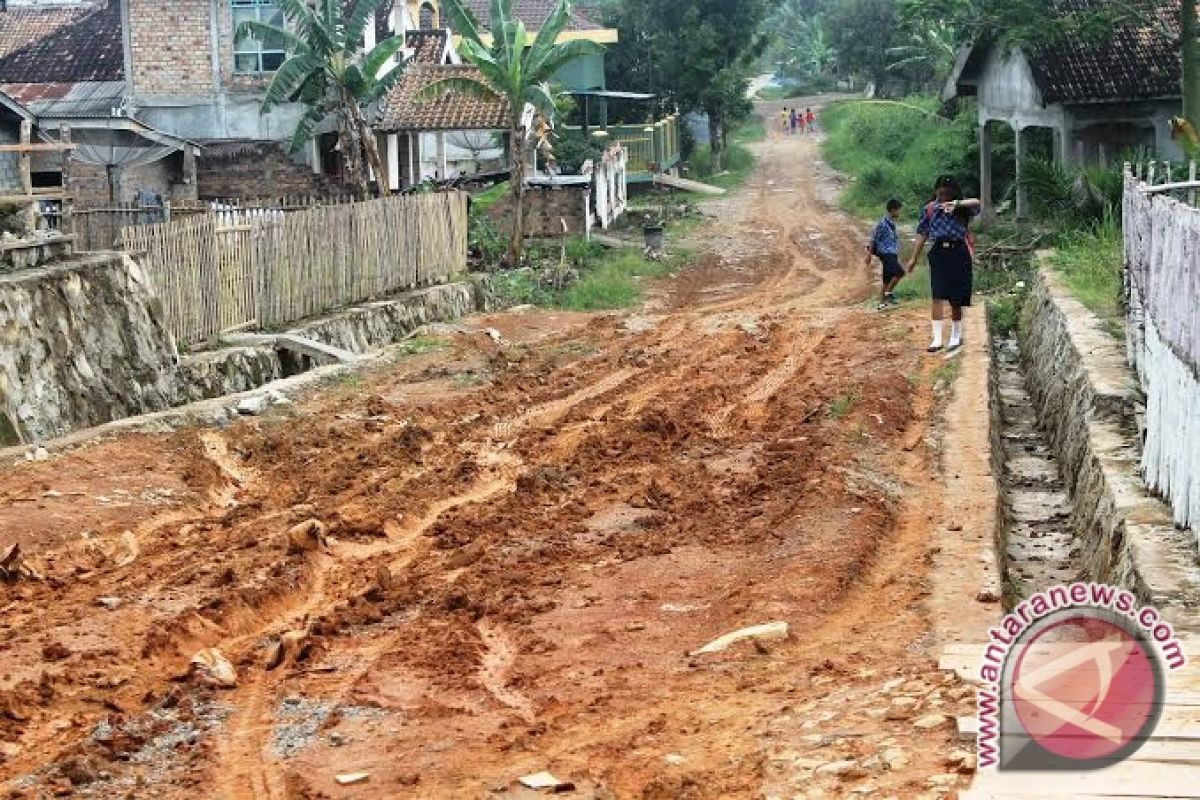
[905,175,982,353]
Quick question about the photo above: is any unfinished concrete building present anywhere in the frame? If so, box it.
[943,0,1184,217]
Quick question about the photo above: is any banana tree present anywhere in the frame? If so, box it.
[236,0,407,195]
[423,0,604,264]
[886,20,958,82]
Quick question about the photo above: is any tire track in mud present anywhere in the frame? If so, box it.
[210,359,676,797]
[1,115,962,799]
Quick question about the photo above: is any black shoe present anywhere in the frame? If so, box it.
[927,343,943,353]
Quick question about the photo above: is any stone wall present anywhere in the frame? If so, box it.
[0,253,181,446]
[288,283,478,354]
[1019,268,1200,628]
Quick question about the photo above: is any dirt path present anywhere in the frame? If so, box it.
[0,118,985,799]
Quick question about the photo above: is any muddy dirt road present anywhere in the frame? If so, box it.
[0,120,982,798]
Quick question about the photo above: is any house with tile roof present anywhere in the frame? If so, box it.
[370,0,619,189]
[943,0,1184,218]
[375,63,510,186]
[0,0,200,207]
[456,0,615,93]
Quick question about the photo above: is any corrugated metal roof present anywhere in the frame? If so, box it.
[3,80,125,118]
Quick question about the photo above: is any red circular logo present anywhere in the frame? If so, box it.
[1011,615,1160,762]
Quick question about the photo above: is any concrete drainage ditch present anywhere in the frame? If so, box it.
[990,333,1079,604]
[987,266,1200,629]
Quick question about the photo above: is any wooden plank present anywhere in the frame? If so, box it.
[653,173,727,195]
[965,761,1200,796]
[0,142,75,153]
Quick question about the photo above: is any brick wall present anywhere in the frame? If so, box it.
[72,156,198,206]
[128,0,285,98]
[128,0,215,97]
[490,184,591,238]
[196,142,339,199]
[214,0,273,94]
[0,126,19,193]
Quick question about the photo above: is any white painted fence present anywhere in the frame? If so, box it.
[592,146,628,230]
[1123,164,1200,532]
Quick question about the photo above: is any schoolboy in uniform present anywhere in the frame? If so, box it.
[866,198,905,310]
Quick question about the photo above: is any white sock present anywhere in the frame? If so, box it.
[930,319,943,347]
[949,320,963,347]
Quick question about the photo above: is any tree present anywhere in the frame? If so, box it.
[425,0,604,265]
[824,0,903,89]
[886,20,959,87]
[601,0,774,170]
[237,0,408,195]
[766,0,837,80]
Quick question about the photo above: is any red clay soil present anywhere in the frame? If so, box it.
[0,126,979,799]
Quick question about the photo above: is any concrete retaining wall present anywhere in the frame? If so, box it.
[1,258,502,445]
[1019,268,1200,628]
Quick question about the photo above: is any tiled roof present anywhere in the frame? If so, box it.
[376,64,509,131]
[458,0,601,31]
[406,28,448,64]
[0,0,123,83]
[1026,0,1180,102]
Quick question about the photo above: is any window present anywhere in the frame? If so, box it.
[232,0,286,73]
[419,2,437,28]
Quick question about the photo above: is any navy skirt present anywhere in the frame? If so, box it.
[928,239,973,306]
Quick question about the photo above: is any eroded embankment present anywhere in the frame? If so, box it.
[990,266,1200,628]
[0,253,500,447]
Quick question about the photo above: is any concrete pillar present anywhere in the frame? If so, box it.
[387,133,400,190]
[407,133,417,186]
[979,122,993,212]
[309,138,322,175]
[436,131,447,180]
[1014,124,1028,221]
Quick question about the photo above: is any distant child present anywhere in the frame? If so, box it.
[866,198,905,310]
[789,108,798,135]
[805,108,816,134]
[780,108,789,135]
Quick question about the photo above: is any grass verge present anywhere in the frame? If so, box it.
[820,97,980,220]
[494,244,690,312]
[1046,216,1123,330]
[687,117,765,192]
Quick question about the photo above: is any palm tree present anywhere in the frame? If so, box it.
[424,0,604,264]
[236,0,407,195]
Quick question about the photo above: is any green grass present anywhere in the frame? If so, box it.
[397,335,449,356]
[988,294,1022,337]
[820,97,981,220]
[473,181,509,214]
[493,244,690,312]
[561,251,678,311]
[1046,215,1123,328]
[828,390,860,419]
[686,117,764,191]
[932,358,962,386]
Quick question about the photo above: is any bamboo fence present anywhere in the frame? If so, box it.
[1123,162,1200,532]
[121,191,468,347]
